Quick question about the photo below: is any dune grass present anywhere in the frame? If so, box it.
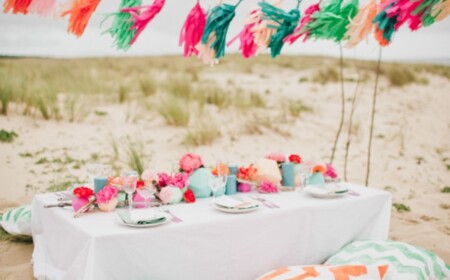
[0,129,18,143]
[156,95,191,127]
[184,121,221,146]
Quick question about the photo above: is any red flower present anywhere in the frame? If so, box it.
[136,180,145,190]
[183,189,196,203]
[288,154,302,164]
[73,187,94,200]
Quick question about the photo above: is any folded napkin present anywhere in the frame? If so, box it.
[213,196,259,209]
[316,184,348,194]
[117,210,166,225]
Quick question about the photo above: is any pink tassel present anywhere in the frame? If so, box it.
[121,0,166,45]
[227,9,259,58]
[386,0,424,31]
[28,0,55,16]
[284,2,321,44]
[179,1,206,57]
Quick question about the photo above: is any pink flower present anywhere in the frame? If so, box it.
[179,153,203,173]
[258,180,278,193]
[158,172,171,187]
[325,164,338,179]
[159,187,174,204]
[96,185,118,204]
[141,169,158,185]
[237,183,252,192]
[266,153,286,163]
[170,172,189,189]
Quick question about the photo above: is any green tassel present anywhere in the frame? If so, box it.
[413,0,441,27]
[259,2,301,58]
[373,2,397,42]
[306,0,359,42]
[201,3,238,59]
[102,0,142,50]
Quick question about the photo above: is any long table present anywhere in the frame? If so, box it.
[31,183,391,280]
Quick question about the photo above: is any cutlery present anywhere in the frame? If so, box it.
[249,195,277,209]
[44,201,72,208]
[163,209,183,223]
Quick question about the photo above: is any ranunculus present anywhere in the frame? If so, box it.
[312,165,326,173]
[288,154,302,164]
[158,172,171,187]
[183,189,196,203]
[159,187,174,204]
[136,180,145,190]
[96,185,118,204]
[179,153,203,173]
[237,165,258,181]
[325,163,338,179]
[258,180,278,193]
[266,153,286,163]
[141,169,158,185]
[170,172,189,189]
[73,187,94,200]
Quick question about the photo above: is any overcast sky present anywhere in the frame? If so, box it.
[0,0,449,63]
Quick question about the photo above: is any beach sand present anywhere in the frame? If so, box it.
[0,60,449,278]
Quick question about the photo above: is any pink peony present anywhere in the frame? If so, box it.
[96,185,118,204]
[158,172,171,187]
[141,169,158,185]
[266,153,286,163]
[325,164,338,179]
[179,153,203,173]
[159,187,174,204]
[170,172,189,189]
[258,180,279,193]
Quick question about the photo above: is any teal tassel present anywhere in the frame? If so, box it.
[102,0,142,50]
[201,3,238,59]
[413,0,441,27]
[373,2,398,43]
[305,0,359,42]
[259,1,301,58]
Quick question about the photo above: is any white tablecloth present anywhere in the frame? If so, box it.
[31,183,391,280]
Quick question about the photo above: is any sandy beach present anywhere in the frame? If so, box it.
[0,55,449,278]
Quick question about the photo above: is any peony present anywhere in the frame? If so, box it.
[159,187,174,204]
[258,180,278,193]
[288,154,302,164]
[266,153,286,163]
[183,189,196,203]
[325,163,338,179]
[170,172,189,189]
[141,169,158,186]
[179,153,203,173]
[158,172,171,187]
[96,185,118,204]
[73,187,94,200]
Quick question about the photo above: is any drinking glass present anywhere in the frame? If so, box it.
[137,184,156,208]
[298,162,313,186]
[209,162,228,198]
[122,173,138,212]
[86,163,102,186]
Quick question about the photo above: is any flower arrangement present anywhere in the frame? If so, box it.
[96,185,118,212]
[266,152,286,163]
[288,154,302,164]
[72,186,95,212]
[258,180,278,193]
[179,153,203,174]
[237,164,258,182]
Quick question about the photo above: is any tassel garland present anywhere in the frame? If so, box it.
[344,0,377,48]
[61,0,102,37]
[28,0,55,17]
[284,2,321,44]
[179,1,207,57]
[3,0,33,14]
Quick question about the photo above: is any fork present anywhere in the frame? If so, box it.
[249,195,275,209]
[162,208,183,223]
[252,195,280,208]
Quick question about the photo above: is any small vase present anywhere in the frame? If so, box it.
[72,197,89,212]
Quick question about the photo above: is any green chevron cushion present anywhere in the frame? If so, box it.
[0,205,32,236]
[325,240,450,280]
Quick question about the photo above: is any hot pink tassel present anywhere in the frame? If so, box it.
[121,0,165,45]
[179,1,206,57]
[386,0,424,31]
[28,0,55,16]
[284,2,321,44]
[227,9,259,58]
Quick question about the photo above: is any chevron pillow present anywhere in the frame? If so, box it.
[256,264,391,280]
[325,240,450,280]
[0,205,32,236]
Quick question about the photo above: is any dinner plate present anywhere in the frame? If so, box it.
[211,203,261,213]
[304,185,349,199]
[211,196,261,213]
[116,212,171,228]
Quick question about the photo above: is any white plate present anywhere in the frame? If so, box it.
[211,198,261,213]
[304,185,349,199]
[116,212,171,228]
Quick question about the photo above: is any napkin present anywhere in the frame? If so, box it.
[316,184,348,194]
[117,210,166,225]
[213,196,259,209]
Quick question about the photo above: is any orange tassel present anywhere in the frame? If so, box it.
[61,0,102,37]
[345,0,378,48]
[374,28,389,46]
[3,0,33,14]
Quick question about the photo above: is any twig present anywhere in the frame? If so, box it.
[365,47,383,186]
[344,70,361,181]
[330,44,346,165]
